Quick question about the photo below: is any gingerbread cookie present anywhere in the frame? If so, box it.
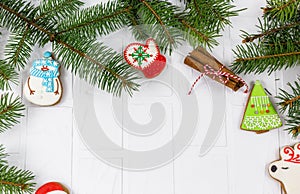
[269,143,300,194]
[124,38,166,78]
[36,182,68,194]
[241,80,282,133]
[24,51,62,106]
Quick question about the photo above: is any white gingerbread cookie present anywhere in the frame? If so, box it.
[24,51,62,106]
[124,38,166,78]
[269,143,300,194]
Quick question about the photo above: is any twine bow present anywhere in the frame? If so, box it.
[188,64,249,95]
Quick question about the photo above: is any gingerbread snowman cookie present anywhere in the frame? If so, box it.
[24,51,62,106]
[269,143,300,194]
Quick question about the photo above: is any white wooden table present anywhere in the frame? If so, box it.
[0,0,299,193]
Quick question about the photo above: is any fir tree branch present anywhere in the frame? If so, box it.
[140,0,174,45]
[0,163,35,194]
[232,0,299,76]
[242,21,300,43]
[135,0,183,53]
[34,0,83,22]
[281,95,300,107]
[55,38,128,84]
[0,60,18,91]
[0,93,24,133]
[56,2,132,37]
[277,78,300,114]
[263,0,297,12]
[1,0,243,95]
[187,0,243,32]
[182,0,242,48]
[2,0,133,78]
[0,0,38,33]
[277,78,300,137]
[267,41,300,47]
[0,145,35,194]
[0,0,139,95]
[54,37,139,96]
[235,51,300,62]
[181,20,209,42]
[232,39,299,74]
[264,0,300,22]
[0,145,8,166]
[0,2,51,36]
[9,27,30,67]
[5,27,34,70]
[0,180,27,190]
[263,0,299,21]
[180,19,220,48]
[285,113,300,138]
[126,11,148,40]
[192,0,201,17]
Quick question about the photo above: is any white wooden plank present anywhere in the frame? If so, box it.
[227,106,280,194]
[72,157,122,194]
[174,147,229,194]
[123,165,174,194]
[25,107,72,189]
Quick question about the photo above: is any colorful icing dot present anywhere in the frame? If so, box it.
[254,111,259,114]
[251,104,255,108]
[267,103,270,107]
[43,51,52,58]
[260,110,264,114]
[266,110,270,113]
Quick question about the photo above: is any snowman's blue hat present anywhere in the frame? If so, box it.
[32,51,60,68]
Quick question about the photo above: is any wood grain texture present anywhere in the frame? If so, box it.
[0,0,299,194]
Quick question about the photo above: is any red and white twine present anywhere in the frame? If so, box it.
[188,64,249,95]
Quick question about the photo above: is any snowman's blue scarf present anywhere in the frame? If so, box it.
[30,60,59,92]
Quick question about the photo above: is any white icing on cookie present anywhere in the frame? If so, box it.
[47,191,67,194]
[124,38,159,69]
[24,55,62,106]
[123,38,166,78]
[269,143,300,194]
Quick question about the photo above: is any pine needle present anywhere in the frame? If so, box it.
[0,93,25,133]
[0,145,35,194]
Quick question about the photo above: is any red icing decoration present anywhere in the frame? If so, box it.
[251,104,255,108]
[283,146,300,164]
[36,182,65,194]
[266,110,270,113]
[124,38,166,78]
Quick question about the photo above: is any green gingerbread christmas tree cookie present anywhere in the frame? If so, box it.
[241,80,282,133]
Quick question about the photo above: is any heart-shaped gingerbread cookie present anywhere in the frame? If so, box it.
[124,38,166,78]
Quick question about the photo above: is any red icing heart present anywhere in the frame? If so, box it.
[124,38,166,78]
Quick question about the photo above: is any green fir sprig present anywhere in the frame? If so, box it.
[231,9,300,74]
[231,0,300,137]
[0,0,242,95]
[0,145,35,194]
[0,145,8,166]
[0,0,139,96]
[182,0,243,49]
[0,60,18,90]
[277,78,300,137]
[133,0,184,54]
[263,0,299,22]
[0,93,24,133]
